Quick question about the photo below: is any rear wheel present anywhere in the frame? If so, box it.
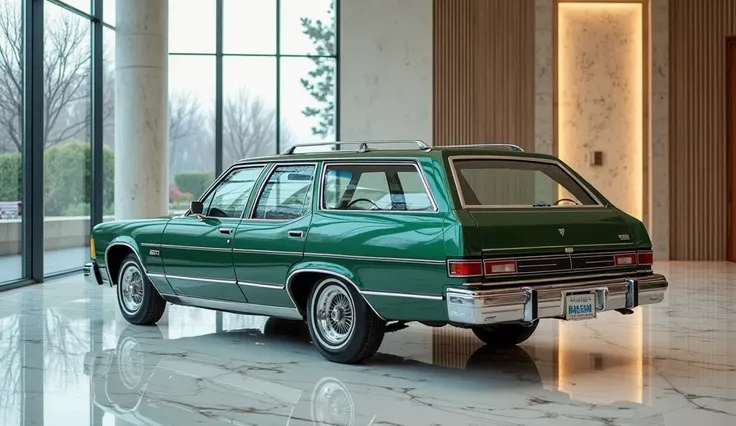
[116,253,167,325]
[471,321,538,347]
[307,277,385,364]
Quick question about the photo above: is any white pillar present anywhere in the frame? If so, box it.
[114,0,169,220]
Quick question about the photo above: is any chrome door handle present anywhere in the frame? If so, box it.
[219,228,234,235]
[288,230,304,238]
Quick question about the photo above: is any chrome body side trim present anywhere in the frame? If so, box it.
[317,160,440,214]
[158,244,231,253]
[361,290,443,301]
[164,295,302,321]
[285,269,387,320]
[165,274,237,285]
[238,281,284,289]
[447,154,605,209]
[232,248,302,256]
[446,273,668,325]
[304,252,446,265]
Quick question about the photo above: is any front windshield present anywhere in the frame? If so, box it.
[451,158,599,207]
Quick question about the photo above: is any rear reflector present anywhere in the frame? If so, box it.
[448,260,483,277]
[484,260,518,275]
[614,253,636,266]
[637,251,654,266]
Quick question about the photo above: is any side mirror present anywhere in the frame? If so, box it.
[190,200,204,215]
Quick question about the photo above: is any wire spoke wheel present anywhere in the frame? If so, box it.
[314,283,355,349]
[120,265,144,314]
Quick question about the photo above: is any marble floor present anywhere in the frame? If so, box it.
[0,261,734,426]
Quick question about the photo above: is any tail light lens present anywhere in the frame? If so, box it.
[614,252,636,266]
[447,260,483,277]
[484,260,518,275]
[637,251,654,266]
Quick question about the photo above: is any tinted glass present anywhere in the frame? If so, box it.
[201,167,264,218]
[452,159,598,207]
[253,164,316,220]
[322,163,434,211]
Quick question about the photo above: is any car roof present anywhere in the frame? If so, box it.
[233,142,560,165]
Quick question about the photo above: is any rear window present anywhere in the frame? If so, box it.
[450,158,599,207]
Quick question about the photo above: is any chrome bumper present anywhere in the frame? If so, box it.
[84,262,104,285]
[446,273,668,325]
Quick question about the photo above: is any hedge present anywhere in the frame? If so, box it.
[174,171,214,199]
[0,141,115,216]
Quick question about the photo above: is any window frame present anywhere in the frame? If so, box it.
[185,163,267,221]
[318,160,439,214]
[246,161,319,221]
[447,155,605,209]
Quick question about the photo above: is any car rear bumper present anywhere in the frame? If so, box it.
[446,273,668,326]
[84,261,104,285]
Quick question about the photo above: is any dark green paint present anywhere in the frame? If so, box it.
[90,147,657,322]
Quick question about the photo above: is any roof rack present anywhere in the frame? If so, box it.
[282,140,429,155]
[441,143,524,152]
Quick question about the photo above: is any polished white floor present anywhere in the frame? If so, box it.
[0,261,734,426]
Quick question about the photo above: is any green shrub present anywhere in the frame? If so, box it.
[0,142,115,216]
[174,171,213,199]
[0,153,22,202]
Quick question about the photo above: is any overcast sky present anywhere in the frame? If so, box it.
[52,0,335,152]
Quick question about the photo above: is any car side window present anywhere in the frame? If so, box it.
[322,163,434,211]
[252,164,316,220]
[200,167,264,218]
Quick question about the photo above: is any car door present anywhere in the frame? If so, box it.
[231,162,317,307]
[161,165,266,302]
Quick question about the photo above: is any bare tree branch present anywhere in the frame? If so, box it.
[222,89,289,163]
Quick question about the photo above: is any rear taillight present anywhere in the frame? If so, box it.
[484,260,518,275]
[447,260,483,277]
[614,252,636,266]
[637,251,653,266]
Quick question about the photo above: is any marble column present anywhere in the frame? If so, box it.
[114,0,169,220]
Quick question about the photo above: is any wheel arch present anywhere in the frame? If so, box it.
[104,237,146,285]
[285,263,386,321]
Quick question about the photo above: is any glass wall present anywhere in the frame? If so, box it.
[0,0,338,286]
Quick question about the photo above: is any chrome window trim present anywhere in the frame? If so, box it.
[447,155,605,209]
[245,162,319,221]
[182,163,268,220]
[304,252,446,265]
[317,160,440,214]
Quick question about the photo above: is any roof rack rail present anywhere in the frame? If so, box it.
[281,140,430,155]
[442,143,524,152]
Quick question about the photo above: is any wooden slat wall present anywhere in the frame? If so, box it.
[433,0,536,151]
[669,0,736,260]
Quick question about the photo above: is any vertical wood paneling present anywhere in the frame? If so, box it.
[433,0,536,151]
[669,0,736,260]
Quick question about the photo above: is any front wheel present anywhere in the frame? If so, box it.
[116,253,167,325]
[307,278,385,364]
[471,321,538,347]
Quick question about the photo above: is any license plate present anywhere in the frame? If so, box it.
[564,292,596,320]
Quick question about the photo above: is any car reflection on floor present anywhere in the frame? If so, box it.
[84,318,665,426]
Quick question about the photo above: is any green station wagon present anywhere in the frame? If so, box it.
[85,141,669,364]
